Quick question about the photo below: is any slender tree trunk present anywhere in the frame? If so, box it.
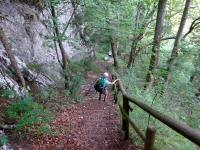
[127,2,144,68]
[165,0,191,83]
[144,0,167,89]
[127,41,138,68]
[127,34,144,68]
[127,2,142,68]
[111,38,119,68]
[93,43,98,59]
[0,27,26,87]
[50,5,70,89]
[51,5,70,67]
[60,6,77,39]
[53,31,62,68]
[127,3,156,68]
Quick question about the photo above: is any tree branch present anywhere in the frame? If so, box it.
[161,36,176,41]
[183,17,200,38]
[60,4,78,39]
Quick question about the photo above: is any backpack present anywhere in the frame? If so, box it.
[94,77,105,92]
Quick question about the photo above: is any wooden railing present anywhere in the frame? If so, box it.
[112,76,200,150]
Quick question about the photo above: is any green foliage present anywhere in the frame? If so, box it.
[96,52,107,61]
[65,60,101,102]
[6,96,53,136]
[0,135,8,146]
[115,64,200,149]
[83,61,101,73]
[154,67,168,79]
[69,60,101,74]
[0,89,15,99]
[67,74,84,102]
[35,87,58,102]
[27,63,43,72]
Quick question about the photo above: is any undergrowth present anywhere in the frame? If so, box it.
[29,60,100,111]
[114,65,200,150]
[5,96,54,137]
[0,60,100,141]
[0,135,8,147]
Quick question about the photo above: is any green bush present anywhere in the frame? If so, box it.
[0,89,15,99]
[0,135,8,147]
[69,60,101,74]
[64,60,101,102]
[96,52,107,61]
[66,73,85,102]
[6,96,54,136]
[33,87,57,102]
[27,63,42,72]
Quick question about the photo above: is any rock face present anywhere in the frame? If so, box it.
[0,50,52,96]
[0,0,92,94]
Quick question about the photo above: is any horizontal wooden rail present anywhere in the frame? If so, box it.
[125,93,200,146]
[114,77,200,146]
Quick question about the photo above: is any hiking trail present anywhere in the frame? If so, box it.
[11,62,136,150]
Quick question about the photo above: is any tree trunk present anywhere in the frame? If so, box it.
[127,2,156,68]
[165,0,191,83]
[53,31,62,68]
[51,5,70,68]
[111,38,119,68]
[127,2,142,68]
[127,34,144,68]
[50,5,70,89]
[127,41,138,68]
[0,27,26,88]
[145,0,167,89]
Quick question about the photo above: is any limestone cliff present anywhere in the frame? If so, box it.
[0,0,92,95]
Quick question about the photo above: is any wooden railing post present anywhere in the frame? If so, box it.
[114,84,119,104]
[144,126,156,150]
[122,95,129,139]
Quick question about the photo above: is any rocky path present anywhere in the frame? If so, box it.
[11,64,136,150]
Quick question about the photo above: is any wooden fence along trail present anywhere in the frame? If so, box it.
[112,74,200,149]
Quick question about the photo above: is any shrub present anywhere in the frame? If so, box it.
[0,89,15,99]
[27,63,42,72]
[65,60,101,102]
[66,73,85,102]
[96,52,107,61]
[6,96,54,136]
[0,135,8,147]
[83,61,101,73]
[69,60,101,74]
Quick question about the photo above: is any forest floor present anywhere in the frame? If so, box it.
[9,62,136,150]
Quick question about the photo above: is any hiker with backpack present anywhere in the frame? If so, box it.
[94,72,119,101]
